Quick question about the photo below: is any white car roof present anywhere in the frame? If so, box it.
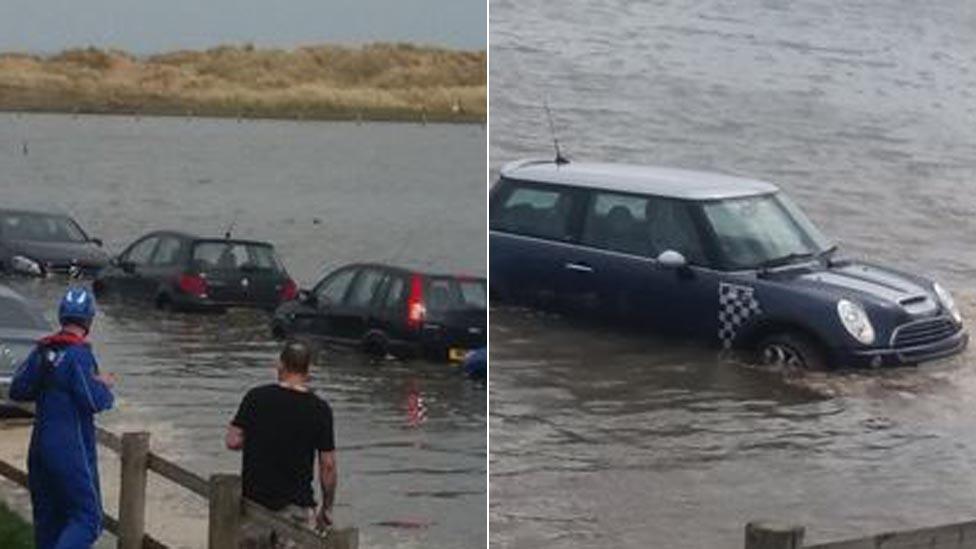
[499,159,779,200]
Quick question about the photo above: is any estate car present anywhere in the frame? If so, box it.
[94,231,298,312]
[272,263,487,361]
[490,159,968,369]
[0,208,109,277]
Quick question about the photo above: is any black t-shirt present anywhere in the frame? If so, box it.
[231,384,335,510]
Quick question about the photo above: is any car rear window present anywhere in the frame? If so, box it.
[0,296,48,330]
[458,280,487,309]
[191,241,281,272]
[426,277,487,312]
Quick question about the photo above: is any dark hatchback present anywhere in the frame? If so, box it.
[94,231,298,312]
[0,209,110,276]
[272,263,487,361]
[491,159,967,370]
[0,284,51,411]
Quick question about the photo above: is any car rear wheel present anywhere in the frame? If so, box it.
[757,332,828,371]
[155,294,173,312]
[361,332,389,357]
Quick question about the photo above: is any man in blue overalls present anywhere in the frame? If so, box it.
[9,287,115,549]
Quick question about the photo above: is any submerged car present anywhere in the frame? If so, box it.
[94,231,298,312]
[0,284,50,410]
[490,159,967,369]
[272,263,487,361]
[0,209,110,276]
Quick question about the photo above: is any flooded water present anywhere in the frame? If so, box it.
[0,113,486,548]
[490,0,976,547]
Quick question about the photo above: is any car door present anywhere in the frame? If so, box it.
[488,179,583,302]
[142,235,184,298]
[297,266,359,339]
[113,236,161,298]
[567,191,721,338]
[329,267,388,341]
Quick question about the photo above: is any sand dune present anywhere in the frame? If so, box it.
[0,43,486,123]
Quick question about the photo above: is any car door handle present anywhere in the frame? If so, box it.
[565,262,594,273]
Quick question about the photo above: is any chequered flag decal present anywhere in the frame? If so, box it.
[718,282,762,349]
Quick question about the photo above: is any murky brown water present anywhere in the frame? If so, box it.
[490,0,976,547]
[0,113,486,548]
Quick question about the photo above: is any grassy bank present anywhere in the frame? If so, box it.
[0,43,485,123]
[0,501,31,548]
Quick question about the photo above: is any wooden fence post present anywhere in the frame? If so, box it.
[209,474,242,549]
[327,527,360,549]
[117,432,150,549]
[745,522,805,549]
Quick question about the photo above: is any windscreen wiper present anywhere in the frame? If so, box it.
[757,251,816,271]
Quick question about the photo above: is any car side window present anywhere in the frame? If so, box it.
[580,193,706,264]
[150,237,183,266]
[492,184,575,241]
[383,275,406,309]
[580,192,649,256]
[124,237,159,266]
[315,268,357,306]
[644,198,706,264]
[347,268,386,308]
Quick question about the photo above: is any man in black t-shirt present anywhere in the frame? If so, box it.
[226,341,337,548]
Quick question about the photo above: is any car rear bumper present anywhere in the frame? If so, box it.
[841,328,968,367]
[420,324,486,359]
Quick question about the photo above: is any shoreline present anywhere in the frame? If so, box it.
[0,106,485,125]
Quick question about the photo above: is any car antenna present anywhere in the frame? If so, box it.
[224,211,240,240]
[544,99,569,166]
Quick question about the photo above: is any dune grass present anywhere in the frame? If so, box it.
[0,43,485,123]
[0,501,32,549]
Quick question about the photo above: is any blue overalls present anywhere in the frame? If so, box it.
[9,334,114,549]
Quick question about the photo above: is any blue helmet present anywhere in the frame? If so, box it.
[58,287,96,328]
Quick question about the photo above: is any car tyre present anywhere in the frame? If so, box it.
[361,332,389,357]
[757,331,829,371]
[155,294,173,312]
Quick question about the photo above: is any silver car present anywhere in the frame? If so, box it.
[0,284,50,411]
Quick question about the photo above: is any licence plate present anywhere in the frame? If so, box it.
[448,348,468,362]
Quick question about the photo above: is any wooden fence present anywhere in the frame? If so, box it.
[0,424,358,549]
[746,520,976,549]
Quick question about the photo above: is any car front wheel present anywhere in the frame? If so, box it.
[757,332,828,371]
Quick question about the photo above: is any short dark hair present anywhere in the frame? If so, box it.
[280,340,312,374]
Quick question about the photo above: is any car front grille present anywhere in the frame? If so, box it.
[891,317,960,348]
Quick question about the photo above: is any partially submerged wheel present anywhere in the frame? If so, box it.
[757,332,828,371]
[361,333,389,357]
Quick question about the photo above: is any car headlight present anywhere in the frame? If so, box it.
[10,255,43,277]
[837,299,875,345]
[933,282,963,324]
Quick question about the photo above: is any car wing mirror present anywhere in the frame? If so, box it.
[90,237,104,247]
[119,260,136,274]
[657,250,688,269]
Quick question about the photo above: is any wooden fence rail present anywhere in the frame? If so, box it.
[0,425,358,549]
[746,519,976,549]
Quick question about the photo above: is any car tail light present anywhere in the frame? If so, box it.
[406,274,426,329]
[178,274,208,297]
[279,278,298,302]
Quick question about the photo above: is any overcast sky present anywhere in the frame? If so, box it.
[0,0,485,53]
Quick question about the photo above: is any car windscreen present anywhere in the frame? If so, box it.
[0,296,49,330]
[0,212,88,243]
[426,278,487,312]
[0,340,35,376]
[191,241,282,272]
[700,193,832,270]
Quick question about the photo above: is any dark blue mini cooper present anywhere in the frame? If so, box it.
[490,160,968,369]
